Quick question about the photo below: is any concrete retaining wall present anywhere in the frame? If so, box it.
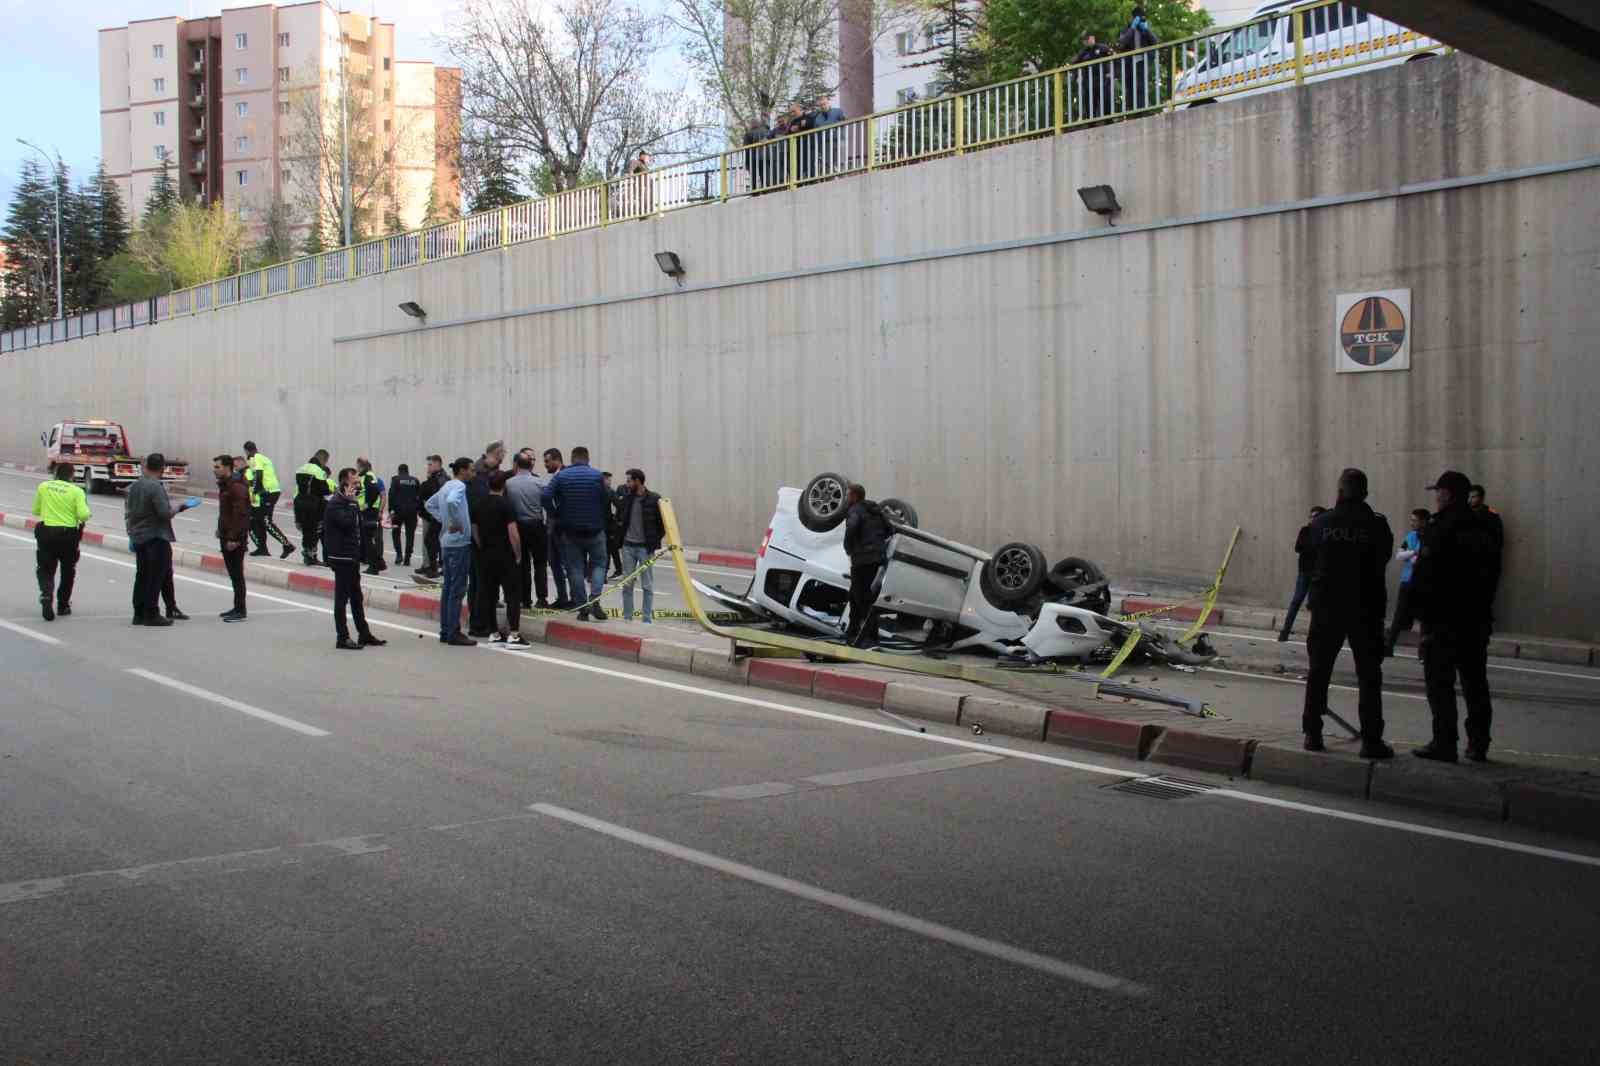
[3,53,1598,637]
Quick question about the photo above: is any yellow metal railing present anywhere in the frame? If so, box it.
[0,2,1444,354]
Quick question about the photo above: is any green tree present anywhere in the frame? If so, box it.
[61,166,103,313]
[422,180,461,226]
[981,0,1211,84]
[468,143,524,213]
[527,161,603,197]
[249,198,297,268]
[300,218,331,257]
[906,0,987,97]
[143,157,180,224]
[1,157,57,327]
[104,200,249,302]
[91,164,130,264]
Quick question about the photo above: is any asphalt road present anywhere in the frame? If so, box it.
[2,528,1598,1064]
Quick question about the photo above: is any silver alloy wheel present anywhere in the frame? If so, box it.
[806,476,845,520]
[993,545,1035,591]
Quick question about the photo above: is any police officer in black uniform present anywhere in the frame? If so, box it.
[1301,467,1395,758]
[1410,470,1503,762]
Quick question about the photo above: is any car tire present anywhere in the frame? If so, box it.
[83,466,98,495]
[1047,556,1104,593]
[980,542,1047,609]
[799,471,853,532]
[879,497,919,529]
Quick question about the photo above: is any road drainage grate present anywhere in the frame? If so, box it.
[1106,775,1216,800]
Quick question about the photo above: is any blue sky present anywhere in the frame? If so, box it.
[0,1,456,209]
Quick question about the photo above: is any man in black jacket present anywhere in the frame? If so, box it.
[842,483,892,648]
[388,463,421,567]
[322,468,387,651]
[293,450,333,567]
[615,468,664,622]
[1116,6,1159,111]
[1279,505,1327,641]
[1301,468,1394,758]
[1072,33,1115,120]
[416,455,447,577]
[1411,471,1504,762]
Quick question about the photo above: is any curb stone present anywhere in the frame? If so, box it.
[959,696,1047,741]
[1148,729,1255,777]
[882,682,963,726]
[1368,759,1508,821]
[1249,744,1373,798]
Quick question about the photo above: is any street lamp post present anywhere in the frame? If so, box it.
[17,138,64,322]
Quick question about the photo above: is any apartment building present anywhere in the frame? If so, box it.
[99,3,459,242]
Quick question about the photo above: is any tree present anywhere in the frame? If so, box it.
[527,160,604,197]
[143,157,179,224]
[105,200,249,302]
[90,165,129,265]
[905,0,987,97]
[249,198,297,268]
[443,0,711,193]
[980,0,1212,85]
[1,157,57,328]
[466,141,523,213]
[422,180,461,227]
[672,0,839,133]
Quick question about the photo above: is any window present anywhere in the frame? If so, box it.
[280,168,291,183]
[235,136,249,152]
[153,77,166,93]
[382,87,391,101]
[278,32,290,48]
[382,57,390,70]
[279,135,289,150]
[278,66,289,83]
[383,118,391,132]
[154,111,166,127]
[895,31,914,56]
[236,67,248,84]
[925,81,941,99]
[235,32,248,50]
[896,87,917,105]
[152,44,165,59]
[154,145,168,161]
[237,169,248,186]
[193,49,205,65]
[236,101,249,117]
[278,101,289,115]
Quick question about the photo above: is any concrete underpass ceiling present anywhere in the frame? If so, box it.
[1362,1,1600,107]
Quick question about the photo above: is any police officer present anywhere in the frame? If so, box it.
[1411,470,1503,762]
[31,462,91,621]
[356,457,385,574]
[1301,467,1395,758]
[243,441,296,559]
[416,454,447,577]
[293,450,335,566]
[388,463,422,567]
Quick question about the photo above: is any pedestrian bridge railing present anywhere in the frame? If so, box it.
[0,1,1442,355]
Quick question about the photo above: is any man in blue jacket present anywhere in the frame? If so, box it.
[542,445,612,621]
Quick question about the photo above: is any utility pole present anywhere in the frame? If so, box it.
[17,139,64,322]
[339,6,352,247]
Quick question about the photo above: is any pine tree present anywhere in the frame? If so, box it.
[1,157,58,327]
[249,198,297,268]
[469,145,523,214]
[422,180,460,226]
[906,0,987,98]
[62,166,106,313]
[93,165,129,263]
[144,158,179,224]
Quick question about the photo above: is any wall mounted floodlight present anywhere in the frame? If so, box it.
[1077,184,1121,225]
[654,251,685,287]
[398,301,426,321]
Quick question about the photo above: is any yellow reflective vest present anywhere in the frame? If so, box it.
[32,478,91,528]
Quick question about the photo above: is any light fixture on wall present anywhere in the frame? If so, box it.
[1077,184,1121,225]
[398,301,426,321]
[654,251,685,287]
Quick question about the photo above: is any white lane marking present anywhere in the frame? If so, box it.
[694,781,800,800]
[529,802,1148,995]
[0,617,63,645]
[17,532,1599,871]
[126,668,330,737]
[1202,666,1428,701]
[802,752,1005,787]
[1211,790,1600,869]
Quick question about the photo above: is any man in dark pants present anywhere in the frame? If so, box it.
[1279,505,1327,641]
[416,455,446,577]
[388,463,421,566]
[1385,507,1429,656]
[603,471,624,579]
[1411,471,1503,762]
[542,448,573,608]
[1300,468,1394,758]
[842,484,891,648]
[355,458,385,574]
[125,453,197,627]
[322,467,387,651]
[465,442,505,635]
[30,462,90,621]
[293,450,334,566]
[213,455,251,621]
[505,452,550,608]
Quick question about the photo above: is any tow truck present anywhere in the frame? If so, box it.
[42,419,189,494]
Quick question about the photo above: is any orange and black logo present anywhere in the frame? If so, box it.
[1340,296,1406,366]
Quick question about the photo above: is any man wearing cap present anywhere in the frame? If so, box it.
[1411,470,1503,762]
[1301,467,1394,758]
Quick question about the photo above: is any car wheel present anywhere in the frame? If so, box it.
[879,497,919,528]
[83,466,98,495]
[1048,556,1104,592]
[980,542,1047,609]
[798,471,853,532]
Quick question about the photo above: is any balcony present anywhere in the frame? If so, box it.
[189,154,206,175]
[190,59,204,74]
[189,126,206,142]
[189,90,205,108]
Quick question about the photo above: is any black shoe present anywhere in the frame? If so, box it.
[280,544,296,559]
[250,549,270,557]
[447,633,477,647]
[359,633,387,647]
[1303,733,1326,752]
[552,599,576,610]
[131,615,146,626]
[586,608,607,622]
[1359,740,1395,760]
[143,616,174,627]
[467,628,494,638]
[364,567,381,576]
[40,599,54,622]
[166,608,189,621]
[221,609,247,623]
[1412,742,1458,763]
[536,599,551,609]
[336,637,365,650]
[1464,745,1489,763]
[1276,631,1289,643]
[56,604,70,617]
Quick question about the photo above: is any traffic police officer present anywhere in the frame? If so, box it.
[356,457,385,574]
[243,441,295,558]
[1411,470,1503,762]
[31,462,91,621]
[1301,467,1395,759]
[293,450,336,566]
